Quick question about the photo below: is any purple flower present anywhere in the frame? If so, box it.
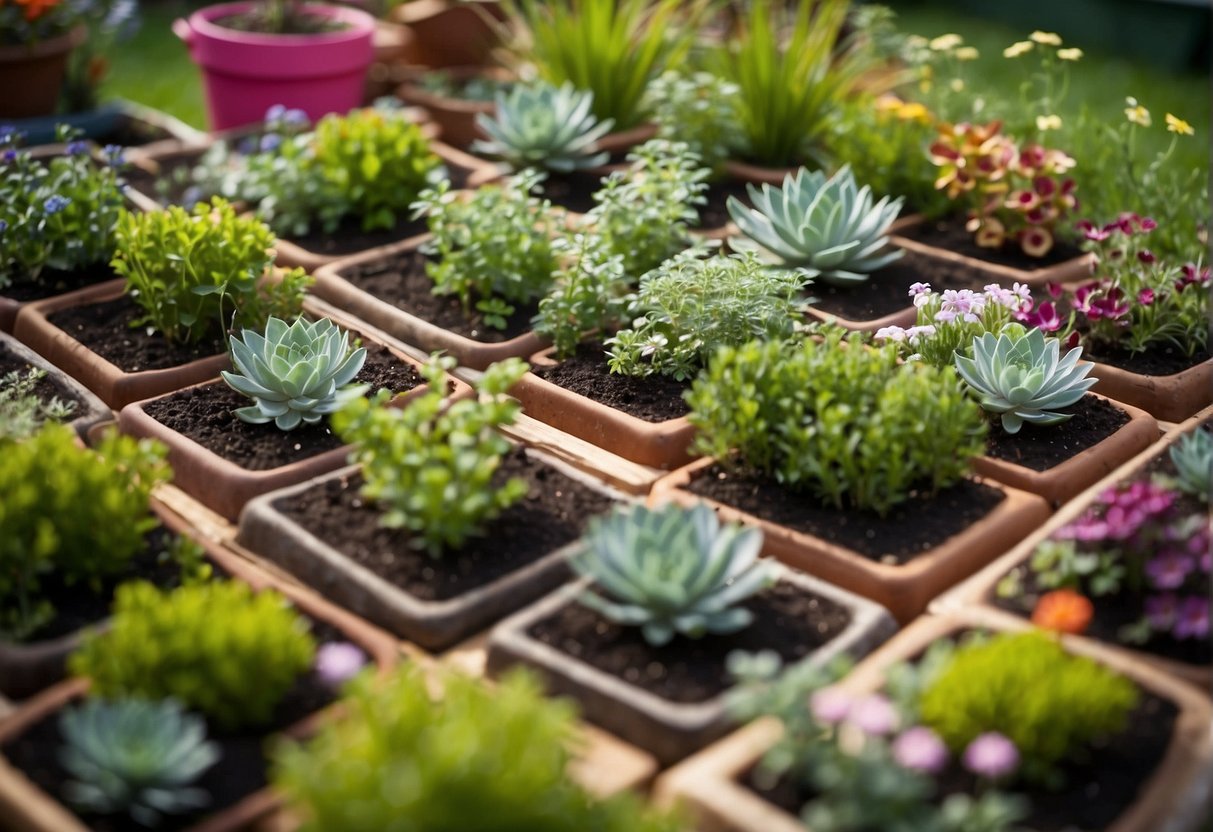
[0,220,6,234]
[265,104,287,123]
[1145,593,1179,631]
[905,325,937,344]
[314,641,367,687]
[2,149,16,163]
[963,732,1019,779]
[260,132,282,152]
[846,694,899,736]
[283,108,309,128]
[1016,300,1062,332]
[810,688,852,725]
[909,281,931,297]
[66,140,89,156]
[1173,597,1209,640]
[42,195,70,215]
[103,144,125,166]
[1145,551,1195,590]
[892,726,949,773]
[1137,288,1155,306]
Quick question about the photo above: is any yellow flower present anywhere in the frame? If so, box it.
[1029,31,1062,46]
[874,94,904,113]
[950,78,965,92]
[1124,97,1152,127]
[929,33,963,51]
[1057,47,1083,61]
[1003,41,1034,58]
[954,46,980,61]
[897,102,930,123]
[1036,114,1063,131]
[1165,113,1195,136]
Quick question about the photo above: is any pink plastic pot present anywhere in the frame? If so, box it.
[173,2,375,131]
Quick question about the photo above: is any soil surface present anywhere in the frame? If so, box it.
[696,177,753,231]
[283,213,431,258]
[897,218,1085,271]
[688,466,1006,565]
[272,447,617,601]
[0,261,118,304]
[126,150,204,207]
[47,293,226,373]
[528,581,852,704]
[809,248,990,322]
[337,247,537,342]
[532,342,691,422]
[538,169,606,214]
[140,344,421,471]
[0,345,85,415]
[1085,340,1211,378]
[983,395,1131,472]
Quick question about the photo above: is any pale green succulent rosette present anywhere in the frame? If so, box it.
[1168,430,1212,498]
[473,81,615,173]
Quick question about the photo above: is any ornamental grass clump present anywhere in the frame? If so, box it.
[473,82,614,173]
[332,356,529,556]
[687,329,987,516]
[573,502,777,646]
[69,580,316,730]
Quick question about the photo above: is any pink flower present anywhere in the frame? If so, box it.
[314,642,367,688]
[1139,217,1158,231]
[1137,288,1155,306]
[846,694,899,736]
[874,326,908,343]
[810,688,853,725]
[1046,282,1064,299]
[905,325,937,344]
[1017,300,1062,332]
[1173,596,1209,640]
[909,281,931,296]
[892,727,949,774]
[963,733,1019,779]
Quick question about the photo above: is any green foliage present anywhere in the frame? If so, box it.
[333,356,529,556]
[1169,429,1212,499]
[574,502,776,646]
[606,251,804,380]
[59,697,219,825]
[955,327,1097,434]
[996,539,1124,600]
[70,580,316,730]
[111,199,309,345]
[0,129,127,289]
[0,368,77,442]
[273,665,684,832]
[533,234,630,358]
[221,316,368,431]
[728,165,905,285]
[0,426,169,641]
[644,70,743,174]
[473,82,614,173]
[414,170,563,329]
[919,632,1138,783]
[687,330,986,515]
[503,0,701,129]
[708,0,869,167]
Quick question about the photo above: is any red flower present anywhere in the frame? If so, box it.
[1137,249,1156,265]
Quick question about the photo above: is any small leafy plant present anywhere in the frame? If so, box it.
[332,356,529,556]
[111,198,309,345]
[221,316,368,431]
[473,82,614,173]
[59,697,219,825]
[728,165,905,284]
[0,367,76,441]
[1169,430,1212,498]
[532,234,630,358]
[573,502,777,646]
[69,580,316,730]
[645,70,743,175]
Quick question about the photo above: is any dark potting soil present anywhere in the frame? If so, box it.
[98,121,174,149]
[983,394,1130,472]
[272,447,617,602]
[126,149,206,207]
[539,169,606,214]
[140,343,421,471]
[897,218,1085,271]
[1,261,118,304]
[688,465,1006,565]
[337,247,537,342]
[0,345,85,415]
[696,177,753,231]
[1085,340,1211,378]
[748,691,1177,832]
[532,341,691,423]
[809,248,990,322]
[46,293,226,373]
[528,581,852,705]
[282,213,431,258]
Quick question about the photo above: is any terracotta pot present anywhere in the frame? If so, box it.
[1088,355,1213,425]
[803,300,917,334]
[12,280,230,410]
[650,459,1050,623]
[0,27,85,119]
[235,449,630,652]
[510,345,699,470]
[310,233,546,370]
[722,159,801,187]
[654,613,1213,832]
[485,567,897,765]
[936,404,1213,690]
[971,393,1159,506]
[390,0,505,69]
[0,332,112,443]
[395,65,504,149]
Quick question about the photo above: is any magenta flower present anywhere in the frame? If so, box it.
[892,727,949,774]
[1017,300,1062,332]
[1139,217,1158,231]
[1137,249,1156,265]
[963,733,1019,779]
[1174,596,1209,640]
[846,694,899,736]
[1137,288,1155,306]
[1145,551,1196,590]
[810,688,853,725]
[314,642,367,687]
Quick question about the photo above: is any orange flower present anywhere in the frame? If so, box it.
[16,0,60,21]
[1032,589,1093,634]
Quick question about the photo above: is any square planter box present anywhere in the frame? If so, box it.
[0,331,112,443]
[653,614,1213,832]
[1089,355,1213,425]
[485,566,897,765]
[651,459,1051,623]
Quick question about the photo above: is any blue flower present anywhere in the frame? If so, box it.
[259,133,282,152]
[43,195,71,215]
[0,125,19,144]
[0,220,7,234]
[265,104,287,123]
[103,144,125,166]
[66,140,90,156]
[283,108,309,129]
[1,150,16,164]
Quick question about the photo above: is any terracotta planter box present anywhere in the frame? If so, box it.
[1088,355,1213,425]
[722,159,800,187]
[971,393,1159,506]
[0,332,111,443]
[311,234,547,370]
[654,614,1213,832]
[236,449,631,652]
[650,459,1051,623]
[395,65,504,149]
[485,567,897,765]
[803,300,917,334]
[12,279,230,410]
[390,0,504,69]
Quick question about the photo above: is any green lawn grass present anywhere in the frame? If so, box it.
[100,2,207,128]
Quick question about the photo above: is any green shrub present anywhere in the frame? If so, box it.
[111,199,309,345]
[0,425,169,640]
[272,665,684,832]
[0,368,77,441]
[686,329,986,514]
[69,580,316,730]
[645,70,743,175]
[919,632,1139,783]
[332,356,529,556]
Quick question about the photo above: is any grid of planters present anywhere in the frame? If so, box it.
[1,1,1210,831]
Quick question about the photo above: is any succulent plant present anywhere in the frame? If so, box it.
[221,316,368,431]
[58,697,219,826]
[473,82,615,173]
[1169,429,1212,498]
[727,165,905,285]
[572,502,778,646]
[954,326,1097,434]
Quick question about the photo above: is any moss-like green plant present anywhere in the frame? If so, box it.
[272,665,683,832]
[687,329,986,515]
[919,632,1139,783]
[111,199,310,345]
[69,580,316,730]
[332,356,529,556]
[0,425,170,640]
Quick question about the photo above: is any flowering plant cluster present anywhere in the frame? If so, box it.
[874,281,1030,367]
[0,0,76,45]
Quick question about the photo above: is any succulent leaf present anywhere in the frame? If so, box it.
[473,82,615,173]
